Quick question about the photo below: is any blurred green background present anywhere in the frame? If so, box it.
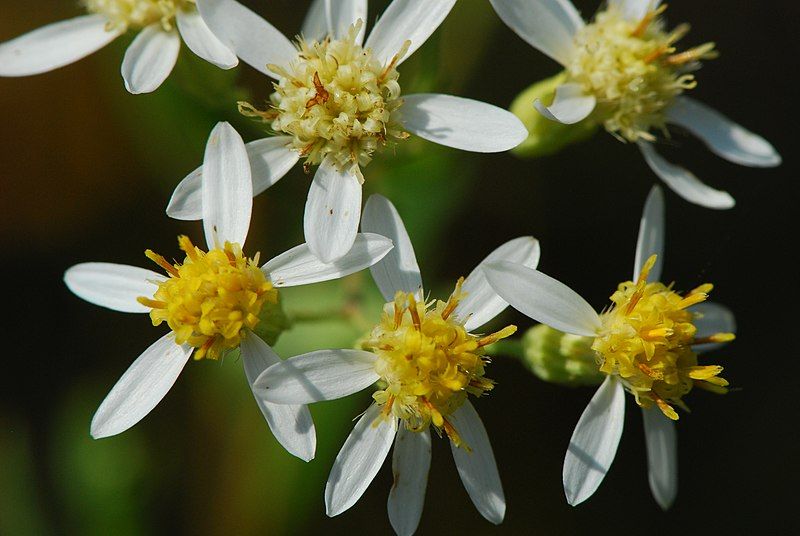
[1,1,797,534]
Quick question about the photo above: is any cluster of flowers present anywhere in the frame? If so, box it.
[1,0,779,533]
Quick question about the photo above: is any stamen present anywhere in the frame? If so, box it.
[145,249,179,277]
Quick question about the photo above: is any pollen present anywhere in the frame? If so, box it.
[568,4,717,142]
[239,20,409,179]
[592,256,733,420]
[137,236,277,361]
[82,0,194,32]
[362,279,515,448]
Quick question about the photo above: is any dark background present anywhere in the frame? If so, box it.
[1,1,797,534]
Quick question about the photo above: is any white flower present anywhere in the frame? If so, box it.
[483,185,737,509]
[0,0,237,94]
[63,122,393,461]
[490,0,781,209]
[167,0,528,263]
[253,194,541,535]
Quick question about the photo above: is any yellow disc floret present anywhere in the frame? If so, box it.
[239,20,409,178]
[83,0,194,32]
[593,255,733,420]
[137,236,277,361]
[568,4,717,142]
[362,279,516,448]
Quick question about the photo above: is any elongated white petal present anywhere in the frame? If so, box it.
[609,0,663,22]
[176,9,238,69]
[365,0,455,65]
[454,237,541,332]
[196,0,296,77]
[388,427,431,536]
[263,233,393,288]
[304,160,362,263]
[633,185,665,282]
[302,0,329,41]
[241,332,316,462]
[642,407,677,510]
[91,334,192,439]
[167,137,297,221]
[202,122,252,248]
[64,263,165,313]
[326,404,397,516]
[489,0,583,66]
[0,15,120,77]
[563,377,625,506]
[667,97,781,168]
[121,25,180,94]
[303,0,368,42]
[361,194,421,301]
[449,401,505,524]
[534,83,596,124]
[691,302,736,354]
[639,142,735,210]
[403,94,527,153]
[484,261,600,337]
[254,350,379,404]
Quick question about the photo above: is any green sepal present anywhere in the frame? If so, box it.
[252,295,291,347]
[521,324,605,387]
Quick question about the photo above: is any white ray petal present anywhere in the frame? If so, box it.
[489,0,584,66]
[241,332,316,462]
[449,401,505,524]
[608,0,663,22]
[176,8,238,69]
[483,261,600,337]
[304,0,368,43]
[64,263,165,314]
[690,302,736,354]
[642,407,677,510]
[0,15,120,77]
[365,0,455,65]
[633,185,665,282]
[201,122,252,249]
[534,83,596,124]
[361,194,422,301]
[388,427,431,536]
[254,350,379,404]
[326,404,397,516]
[639,142,735,210]
[563,377,626,506]
[121,25,180,94]
[91,334,192,439]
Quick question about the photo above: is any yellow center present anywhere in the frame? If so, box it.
[83,0,194,31]
[239,21,409,179]
[137,236,277,361]
[362,279,516,447]
[593,256,734,420]
[568,5,717,142]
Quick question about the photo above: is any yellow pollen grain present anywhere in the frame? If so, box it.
[83,0,194,32]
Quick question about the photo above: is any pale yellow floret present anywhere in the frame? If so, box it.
[568,4,717,142]
[362,279,515,448]
[83,0,195,32]
[239,20,409,179]
[137,236,277,361]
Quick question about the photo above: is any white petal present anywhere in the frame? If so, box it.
[534,83,596,124]
[121,25,180,94]
[563,377,625,506]
[691,302,736,354]
[488,0,583,66]
[403,94,528,153]
[483,261,600,337]
[361,194,422,301]
[326,404,397,516]
[642,407,677,510]
[667,97,781,168]
[608,0,663,22]
[91,334,192,439]
[167,137,297,221]
[449,401,505,524]
[639,142,735,210]
[0,15,120,77]
[633,185,665,282]
[254,350,379,404]
[365,0,456,65]
[196,0,296,77]
[388,427,431,536]
[304,160,362,263]
[263,233,393,288]
[176,9,238,69]
[202,122,253,248]
[454,237,541,332]
[241,332,316,462]
[64,263,165,314]
[303,0,368,43]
